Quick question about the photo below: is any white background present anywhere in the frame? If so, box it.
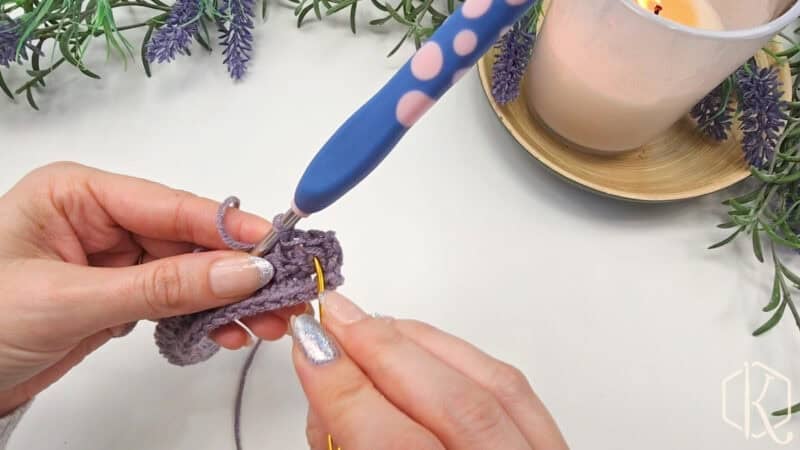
[1,5,799,449]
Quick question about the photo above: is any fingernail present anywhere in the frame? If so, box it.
[209,255,274,298]
[371,312,393,321]
[291,314,338,365]
[319,291,367,325]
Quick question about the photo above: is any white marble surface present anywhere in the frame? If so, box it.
[1,5,799,450]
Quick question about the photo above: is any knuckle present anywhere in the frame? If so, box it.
[326,377,373,412]
[349,321,404,374]
[491,362,532,402]
[139,260,185,315]
[170,192,198,240]
[443,386,505,437]
[35,161,83,175]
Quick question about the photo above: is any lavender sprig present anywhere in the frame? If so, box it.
[218,0,255,80]
[735,64,788,168]
[0,19,31,68]
[146,0,202,63]
[491,17,536,105]
[691,79,734,141]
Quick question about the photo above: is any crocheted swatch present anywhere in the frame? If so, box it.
[154,197,344,366]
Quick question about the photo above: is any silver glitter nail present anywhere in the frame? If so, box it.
[250,256,275,286]
[291,314,338,365]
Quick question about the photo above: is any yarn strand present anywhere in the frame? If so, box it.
[234,338,263,450]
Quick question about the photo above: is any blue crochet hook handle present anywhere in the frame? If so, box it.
[294,0,534,215]
[251,0,534,256]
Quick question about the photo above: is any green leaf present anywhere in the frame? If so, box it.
[765,267,782,312]
[326,0,354,15]
[16,0,56,55]
[716,222,739,229]
[262,0,268,20]
[141,25,154,78]
[350,0,357,34]
[762,221,800,249]
[780,263,800,288]
[753,298,787,336]
[31,39,45,87]
[297,4,315,27]
[387,29,410,57]
[25,86,38,110]
[384,1,413,26]
[369,15,394,26]
[708,227,745,250]
[195,30,212,53]
[751,168,781,183]
[723,190,760,206]
[0,70,13,100]
[313,0,322,20]
[370,0,387,11]
[773,402,800,416]
[752,229,764,262]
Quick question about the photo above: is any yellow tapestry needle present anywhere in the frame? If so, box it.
[313,256,326,322]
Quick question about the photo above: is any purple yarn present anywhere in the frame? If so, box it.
[215,196,257,251]
[154,196,344,366]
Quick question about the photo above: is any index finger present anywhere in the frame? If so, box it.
[290,314,444,450]
[88,167,271,248]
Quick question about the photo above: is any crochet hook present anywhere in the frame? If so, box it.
[251,0,535,257]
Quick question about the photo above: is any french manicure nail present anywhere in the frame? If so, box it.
[209,255,274,298]
[319,291,367,325]
[291,314,338,365]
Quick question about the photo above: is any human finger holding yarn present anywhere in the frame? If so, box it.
[291,292,570,450]
[0,162,304,415]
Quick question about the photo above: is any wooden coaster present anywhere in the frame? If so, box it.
[476,41,791,202]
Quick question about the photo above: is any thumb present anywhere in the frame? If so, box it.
[45,251,274,332]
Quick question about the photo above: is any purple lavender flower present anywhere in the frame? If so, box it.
[691,82,734,141]
[218,0,255,80]
[491,20,535,105]
[146,0,202,63]
[735,65,788,168]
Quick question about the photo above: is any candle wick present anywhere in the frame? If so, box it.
[654,5,663,15]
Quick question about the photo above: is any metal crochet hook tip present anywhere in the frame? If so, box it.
[249,208,302,257]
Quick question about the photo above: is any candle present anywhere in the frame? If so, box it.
[523,0,776,153]
[635,0,724,30]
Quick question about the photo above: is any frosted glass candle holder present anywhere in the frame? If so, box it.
[526,0,800,153]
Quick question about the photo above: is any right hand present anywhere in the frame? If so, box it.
[290,292,569,450]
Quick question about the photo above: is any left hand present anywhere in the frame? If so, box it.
[0,162,305,414]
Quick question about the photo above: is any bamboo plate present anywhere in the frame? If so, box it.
[476,46,792,202]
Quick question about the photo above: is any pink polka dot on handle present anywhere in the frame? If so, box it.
[462,0,492,19]
[453,30,478,56]
[410,42,444,81]
[396,91,436,127]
